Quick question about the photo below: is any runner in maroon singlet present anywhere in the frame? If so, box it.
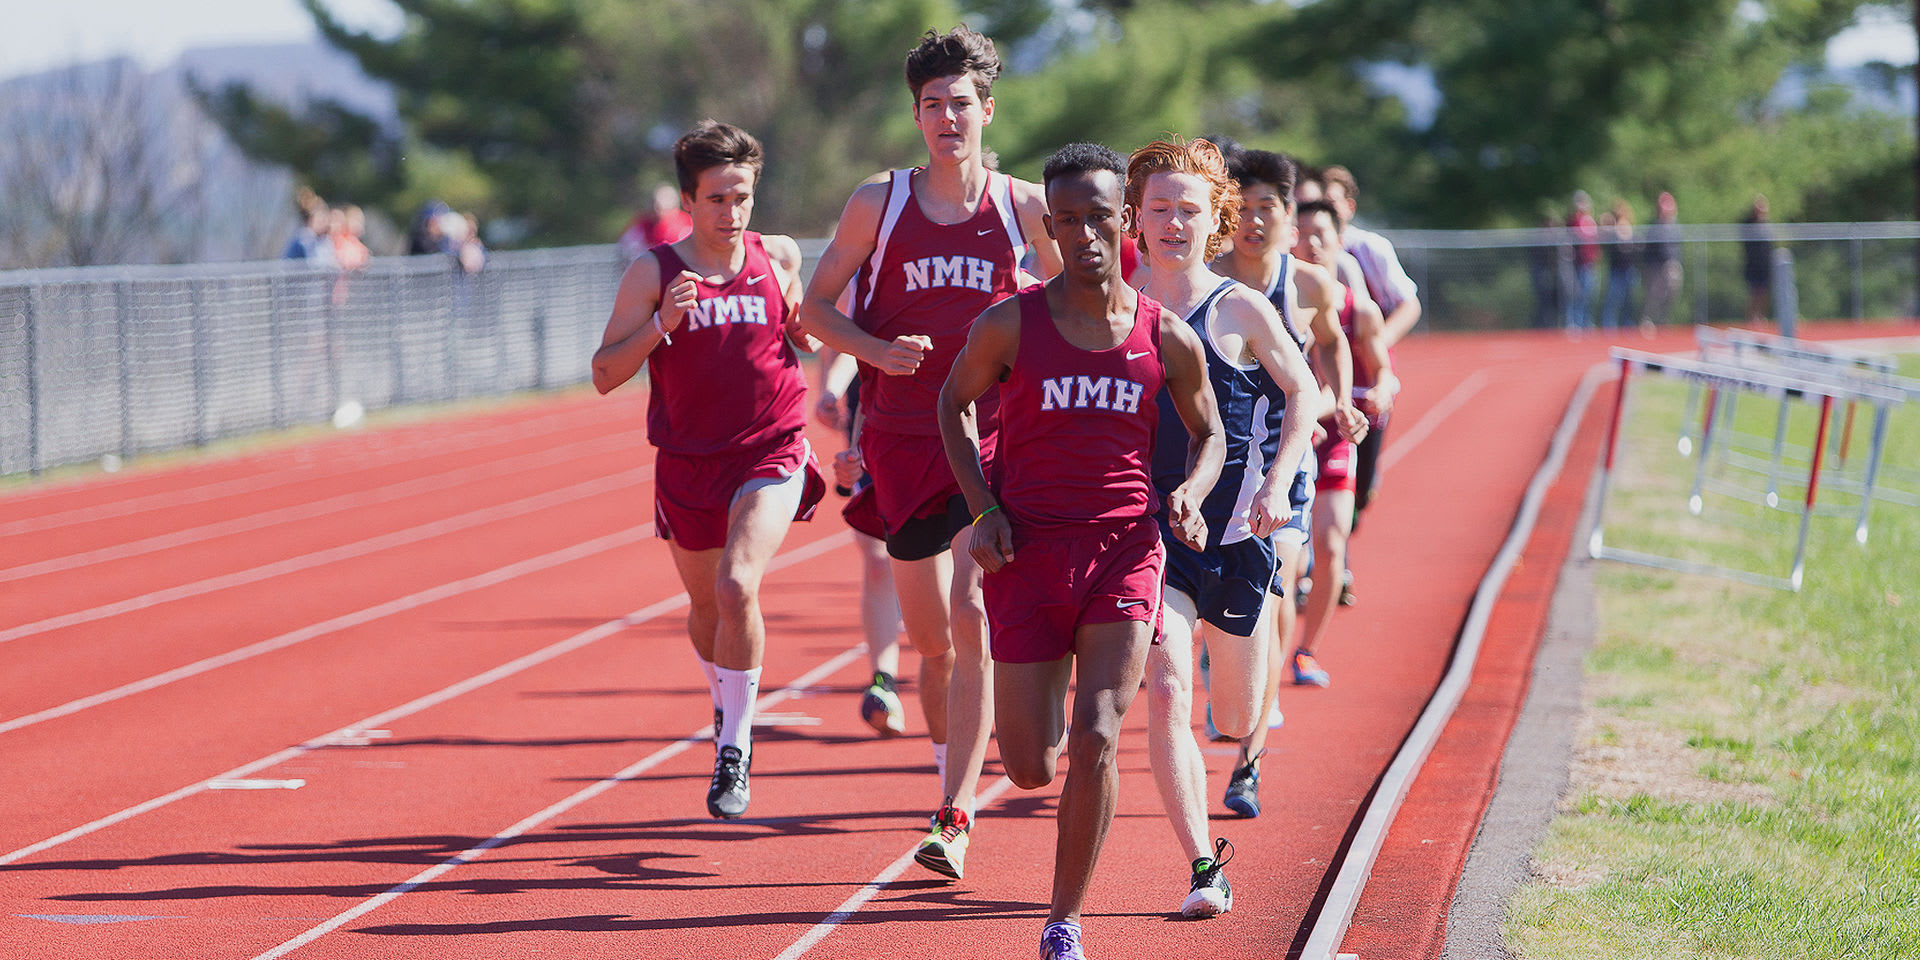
[939,142,1223,960]
[591,121,824,820]
[799,26,1061,879]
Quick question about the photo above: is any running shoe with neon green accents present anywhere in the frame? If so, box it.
[914,803,970,879]
[859,671,906,737]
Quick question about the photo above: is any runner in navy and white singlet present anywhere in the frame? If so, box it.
[799,26,1061,880]
[1214,151,1367,818]
[591,121,825,821]
[1128,138,1322,917]
[939,142,1223,960]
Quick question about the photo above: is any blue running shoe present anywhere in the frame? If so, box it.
[1039,920,1085,960]
[1291,650,1331,687]
[1223,752,1262,818]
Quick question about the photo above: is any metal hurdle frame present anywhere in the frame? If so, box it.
[1592,349,1904,591]
[1688,329,1918,543]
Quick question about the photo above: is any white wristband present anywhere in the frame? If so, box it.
[653,315,673,346]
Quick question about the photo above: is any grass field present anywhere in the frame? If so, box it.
[1505,357,1920,959]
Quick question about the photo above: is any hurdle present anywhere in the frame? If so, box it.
[1685,328,1916,544]
[1592,349,1905,591]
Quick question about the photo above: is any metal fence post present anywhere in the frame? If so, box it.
[116,279,134,457]
[190,277,209,447]
[1850,233,1865,320]
[25,286,41,476]
[1692,237,1710,325]
[269,274,286,430]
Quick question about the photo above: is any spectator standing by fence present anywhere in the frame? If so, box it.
[283,188,336,265]
[1638,191,1682,335]
[1564,190,1598,332]
[1599,198,1639,331]
[619,183,694,261]
[1743,194,1775,325]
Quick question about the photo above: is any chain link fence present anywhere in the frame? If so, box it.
[1392,221,1920,333]
[1,228,1913,478]
[1,246,627,476]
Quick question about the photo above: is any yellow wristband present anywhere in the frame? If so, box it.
[972,504,1000,526]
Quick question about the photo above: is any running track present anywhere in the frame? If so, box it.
[4,322,1912,959]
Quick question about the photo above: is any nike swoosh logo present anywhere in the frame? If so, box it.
[1223,611,1250,619]
[745,274,768,285]
[1115,599,1147,610]
[1126,350,1150,360]
[976,228,994,236]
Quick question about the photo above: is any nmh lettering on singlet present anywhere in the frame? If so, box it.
[1039,375,1146,414]
[902,255,995,293]
[685,295,769,329]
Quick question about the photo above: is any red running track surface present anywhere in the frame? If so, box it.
[2,322,1911,959]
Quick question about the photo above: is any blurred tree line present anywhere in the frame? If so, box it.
[198,0,1915,245]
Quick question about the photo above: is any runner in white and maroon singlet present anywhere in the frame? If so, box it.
[939,142,1222,960]
[591,121,823,822]
[799,26,1061,882]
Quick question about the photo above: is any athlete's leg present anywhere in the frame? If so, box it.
[1297,490,1354,659]
[889,550,957,750]
[1200,596,1266,740]
[995,655,1073,790]
[1146,588,1210,864]
[858,532,904,678]
[942,523,995,816]
[1240,539,1302,763]
[1048,618,1152,926]
[855,531,907,736]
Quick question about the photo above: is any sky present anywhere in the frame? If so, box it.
[1,0,1915,80]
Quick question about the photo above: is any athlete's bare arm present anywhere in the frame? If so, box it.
[592,251,698,394]
[1347,276,1399,417]
[937,295,1023,572]
[763,233,822,354]
[1216,286,1321,537]
[1294,260,1366,442]
[1157,305,1225,552]
[1010,177,1065,280]
[797,178,933,376]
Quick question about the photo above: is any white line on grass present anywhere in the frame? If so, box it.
[1297,362,1610,960]
[0,467,651,645]
[0,530,853,868]
[0,526,653,735]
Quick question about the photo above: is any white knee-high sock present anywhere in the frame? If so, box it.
[698,658,721,709]
[715,666,761,758]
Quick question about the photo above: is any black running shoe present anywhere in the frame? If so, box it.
[1223,752,1262,819]
[707,745,750,819]
[1180,837,1235,918]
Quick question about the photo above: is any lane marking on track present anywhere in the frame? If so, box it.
[772,774,1018,960]
[0,466,653,646]
[0,531,853,868]
[1297,362,1610,960]
[0,433,636,583]
[0,402,621,537]
[249,560,866,960]
[0,527,654,735]
[1379,369,1489,472]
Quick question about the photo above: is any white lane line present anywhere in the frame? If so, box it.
[0,466,652,645]
[0,527,653,735]
[252,631,871,960]
[0,402,618,537]
[1297,363,1610,960]
[772,775,1018,960]
[0,433,635,584]
[0,530,852,868]
[1380,369,1490,472]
